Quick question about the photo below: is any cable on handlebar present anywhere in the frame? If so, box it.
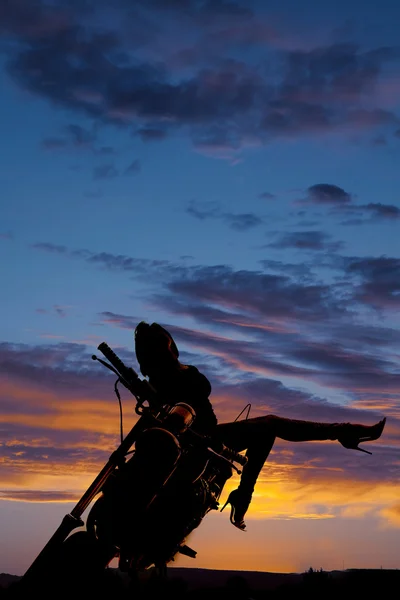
[114,379,124,443]
[92,355,125,442]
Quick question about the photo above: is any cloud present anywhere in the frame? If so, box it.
[35,305,71,318]
[2,333,395,454]
[265,231,343,252]
[122,0,253,19]
[358,203,400,219]
[338,202,400,225]
[259,192,276,200]
[0,340,95,383]
[2,1,399,159]
[0,339,139,483]
[306,184,353,205]
[259,259,313,279]
[283,339,400,393]
[91,159,141,179]
[66,123,96,146]
[31,239,400,324]
[32,242,67,254]
[55,305,67,318]
[223,213,263,231]
[41,122,97,150]
[0,0,71,38]
[162,265,345,327]
[186,200,263,231]
[97,304,400,423]
[186,200,220,220]
[30,237,400,325]
[1,297,398,494]
[32,242,172,277]
[344,256,400,309]
[99,311,139,331]
[297,185,400,224]
[0,490,79,503]
[29,238,400,412]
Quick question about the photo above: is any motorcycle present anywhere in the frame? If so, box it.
[17,341,248,594]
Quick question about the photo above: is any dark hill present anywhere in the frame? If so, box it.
[2,566,400,597]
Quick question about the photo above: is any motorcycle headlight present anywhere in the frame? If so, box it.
[165,402,196,434]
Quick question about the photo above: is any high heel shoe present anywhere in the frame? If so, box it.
[220,488,253,531]
[337,418,386,455]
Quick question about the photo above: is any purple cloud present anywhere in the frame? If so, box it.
[41,123,117,156]
[35,305,69,318]
[31,239,400,322]
[344,256,400,309]
[2,2,399,156]
[187,201,263,231]
[266,230,343,252]
[187,200,220,220]
[259,192,276,200]
[1,336,394,484]
[32,242,67,254]
[223,213,263,231]
[299,186,400,224]
[361,203,400,219]
[65,123,96,147]
[306,184,352,205]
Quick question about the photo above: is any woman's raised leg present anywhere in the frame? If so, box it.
[217,415,386,530]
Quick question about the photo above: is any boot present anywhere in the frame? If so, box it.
[273,416,386,454]
[220,485,253,531]
[334,417,386,454]
[220,417,386,530]
[220,437,275,532]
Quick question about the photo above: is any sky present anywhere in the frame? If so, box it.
[1,0,400,578]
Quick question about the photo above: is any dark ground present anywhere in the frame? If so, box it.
[1,566,399,599]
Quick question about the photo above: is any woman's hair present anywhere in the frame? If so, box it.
[134,321,180,376]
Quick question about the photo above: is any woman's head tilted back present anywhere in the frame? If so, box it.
[134,321,180,377]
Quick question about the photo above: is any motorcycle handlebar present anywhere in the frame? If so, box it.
[220,444,248,468]
[97,342,138,384]
[96,342,158,406]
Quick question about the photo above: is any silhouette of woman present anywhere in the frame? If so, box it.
[134,321,386,531]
